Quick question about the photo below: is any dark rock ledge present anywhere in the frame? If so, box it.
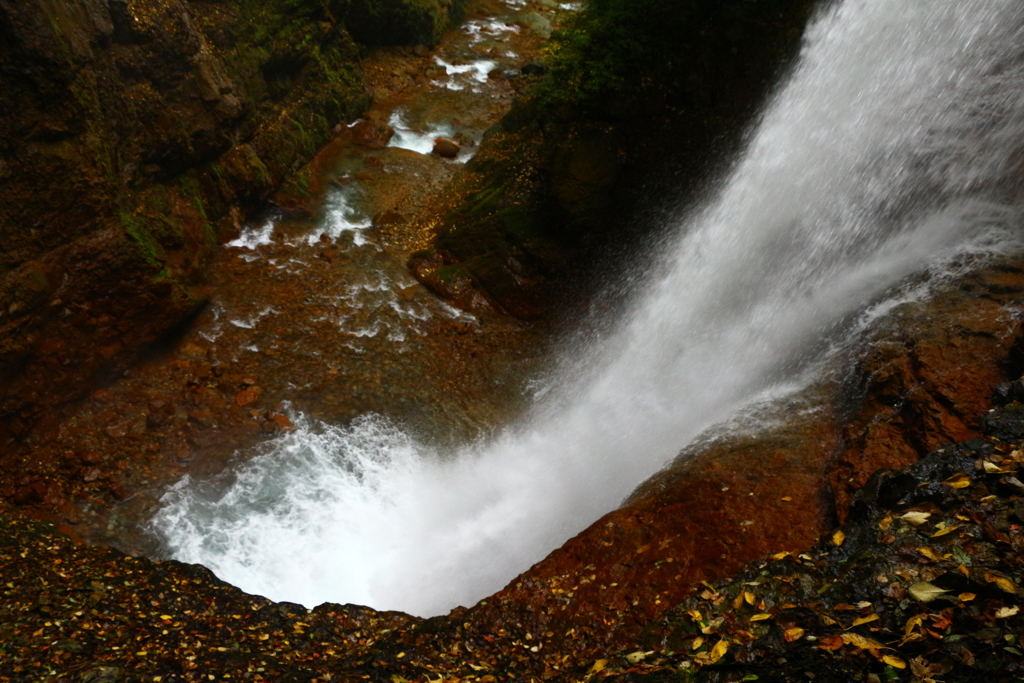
[3,277,1024,681]
[2,392,1022,682]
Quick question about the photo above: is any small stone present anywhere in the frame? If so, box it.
[146,401,174,428]
[180,343,205,357]
[521,62,547,76]
[80,451,103,465]
[318,247,339,262]
[270,413,295,431]
[350,117,395,149]
[13,481,47,505]
[188,410,216,428]
[82,468,102,483]
[58,501,82,524]
[236,386,262,407]
[372,209,403,228]
[105,420,128,438]
[432,137,460,158]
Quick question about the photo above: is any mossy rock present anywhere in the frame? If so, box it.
[414,0,818,319]
[344,0,470,46]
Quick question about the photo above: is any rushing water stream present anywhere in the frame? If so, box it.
[151,0,1024,617]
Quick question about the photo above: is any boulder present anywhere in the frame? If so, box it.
[516,12,552,39]
[351,118,396,149]
[432,137,461,158]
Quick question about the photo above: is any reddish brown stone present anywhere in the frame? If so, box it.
[350,118,395,149]
[829,264,1024,521]
[235,386,262,407]
[270,413,294,431]
[432,137,460,158]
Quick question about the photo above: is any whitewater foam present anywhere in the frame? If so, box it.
[152,0,1024,616]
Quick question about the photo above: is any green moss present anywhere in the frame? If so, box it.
[118,206,164,269]
[345,0,470,46]
[537,0,815,113]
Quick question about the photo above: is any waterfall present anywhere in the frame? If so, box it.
[150,0,1024,617]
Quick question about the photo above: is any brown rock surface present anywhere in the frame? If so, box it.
[830,263,1024,521]
[449,259,1024,654]
[462,389,840,650]
[0,0,373,449]
[433,136,461,158]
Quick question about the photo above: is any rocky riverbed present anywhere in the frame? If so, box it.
[3,366,1023,681]
[0,0,574,551]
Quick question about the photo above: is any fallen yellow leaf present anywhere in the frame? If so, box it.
[904,615,922,636]
[984,573,1018,595]
[882,654,907,669]
[832,530,845,547]
[841,633,887,650]
[708,639,730,664]
[687,609,703,622]
[995,606,1020,618]
[931,525,962,538]
[943,473,971,489]
[958,592,976,602]
[784,627,805,642]
[817,634,843,650]
[908,582,949,603]
[879,515,892,531]
[690,636,705,651]
[589,659,608,673]
[851,614,879,627]
[750,614,772,622]
[983,461,1011,474]
[743,591,755,606]
[917,547,942,562]
[901,511,931,526]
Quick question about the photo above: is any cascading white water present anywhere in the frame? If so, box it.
[151,0,1024,617]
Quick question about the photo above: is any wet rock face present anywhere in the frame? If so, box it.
[829,263,1024,522]
[4,281,1024,683]
[412,0,817,318]
[0,0,385,447]
[446,261,1024,653]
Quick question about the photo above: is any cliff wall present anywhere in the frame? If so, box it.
[0,0,464,449]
